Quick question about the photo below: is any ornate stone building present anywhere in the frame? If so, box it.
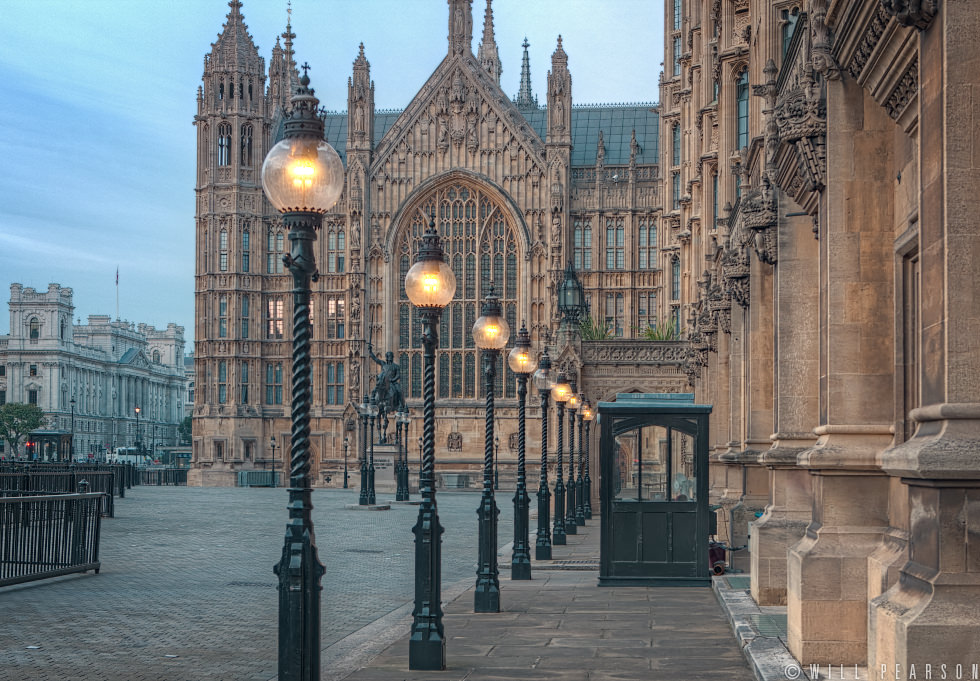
[665,0,980,670]
[0,283,186,460]
[191,0,664,486]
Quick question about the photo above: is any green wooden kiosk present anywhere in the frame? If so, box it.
[598,393,713,586]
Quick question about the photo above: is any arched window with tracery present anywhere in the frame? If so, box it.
[736,68,749,150]
[396,183,520,401]
[217,122,232,166]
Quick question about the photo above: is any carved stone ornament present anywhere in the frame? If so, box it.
[809,0,841,81]
[448,431,463,451]
[740,176,778,264]
[880,0,938,30]
[721,243,751,308]
[581,341,689,365]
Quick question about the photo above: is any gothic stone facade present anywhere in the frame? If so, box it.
[664,0,980,670]
[191,0,666,487]
[0,283,186,460]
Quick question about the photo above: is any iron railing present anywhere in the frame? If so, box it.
[138,468,188,486]
[0,492,103,587]
[0,470,116,517]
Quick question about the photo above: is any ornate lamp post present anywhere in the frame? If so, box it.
[260,64,344,681]
[404,218,456,670]
[533,348,553,560]
[270,436,278,488]
[557,261,588,330]
[342,437,349,489]
[551,372,571,545]
[582,399,594,519]
[564,385,578,535]
[472,285,509,612]
[70,397,76,462]
[134,406,141,454]
[507,322,536,579]
[397,410,411,500]
[575,395,587,526]
[358,395,370,505]
[367,395,378,505]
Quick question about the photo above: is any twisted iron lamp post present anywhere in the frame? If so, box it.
[368,395,378,505]
[405,218,455,670]
[582,399,594,519]
[134,406,141,454]
[533,347,553,560]
[472,285,509,612]
[342,437,349,489]
[564,385,578,535]
[575,395,587,526]
[358,395,370,506]
[270,436,278,488]
[400,410,412,498]
[260,64,345,681]
[507,322,536,580]
[551,372,571,545]
[394,410,405,500]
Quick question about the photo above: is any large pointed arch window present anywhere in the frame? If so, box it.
[397,183,519,401]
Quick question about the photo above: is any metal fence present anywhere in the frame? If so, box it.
[138,468,188,486]
[0,470,116,517]
[0,492,103,587]
[237,470,280,487]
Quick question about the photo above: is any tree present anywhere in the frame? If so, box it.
[177,415,192,446]
[0,403,46,457]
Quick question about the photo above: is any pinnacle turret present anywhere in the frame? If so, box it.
[477,0,502,85]
[515,37,538,111]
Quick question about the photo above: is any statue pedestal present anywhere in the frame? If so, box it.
[372,443,398,493]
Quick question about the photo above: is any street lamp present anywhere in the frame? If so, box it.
[507,322,536,580]
[342,437,349,489]
[134,406,141,455]
[575,394,587,526]
[404,216,456,670]
[565,384,578,535]
[472,284,509,613]
[533,347,553,560]
[581,399,594,520]
[269,436,278,488]
[551,372,571,545]
[494,435,500,490]
[70,397,76,462]
[261,64,344,681]
[367,395,378,505]
[358,395,370,506]
[557,261,588,327]
[396,409,411,500]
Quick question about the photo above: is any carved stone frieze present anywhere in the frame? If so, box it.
[740,177,778,264]
[721,242,751,308]
[885,58,918,121]
[846,4,891,80]
[880,0,938,30]
[581,341,689,365]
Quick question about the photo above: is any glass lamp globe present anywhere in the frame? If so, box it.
[261,137,345,214]
[533,367,552,392]
[473,297,510,351]
[405,259,456,308]
[551,375,571,403]
[508,344,537,374]
[581,399,594,421]
[567,392,579,410]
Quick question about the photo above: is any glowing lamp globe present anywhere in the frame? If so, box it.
[507,322,538,375]
[551,374,571,403]
[405,259,456,308]
[261,137,344,214]
[567,392,579,410]
[473,287,510,351]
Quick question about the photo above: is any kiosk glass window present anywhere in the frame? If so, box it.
[612,424,695,502]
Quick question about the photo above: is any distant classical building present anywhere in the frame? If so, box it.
[0,283,186,461]
[192,0,662,485]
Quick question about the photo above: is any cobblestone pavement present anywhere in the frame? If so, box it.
[0,486,513,681]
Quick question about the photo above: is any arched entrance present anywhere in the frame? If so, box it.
[598,393,712,586]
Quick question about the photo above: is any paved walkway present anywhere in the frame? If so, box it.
[339,513,754,681]
[2,486,755,681]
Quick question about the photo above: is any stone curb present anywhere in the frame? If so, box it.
[343,503,391,511]
[713,576,801,681]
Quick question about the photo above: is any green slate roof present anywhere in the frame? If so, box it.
[322,104,659,168]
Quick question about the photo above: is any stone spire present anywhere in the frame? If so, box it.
[477,0,502,85]
[515,37,538,111]
[268,5,299,114]
[209,0,263,72]
[448,0,474,56]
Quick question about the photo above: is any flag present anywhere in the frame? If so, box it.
[116,267,119,286]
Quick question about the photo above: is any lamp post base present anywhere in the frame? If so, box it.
[474,493,500,613]
[408,634,446,671]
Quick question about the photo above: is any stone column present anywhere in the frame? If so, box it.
[786,76,896,665]
[751,210,817,606]
[871,0,980,670]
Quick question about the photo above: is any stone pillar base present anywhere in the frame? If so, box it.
[751,439,814,606]
[870,404,980,672]
[787,427,893,665]
[187,468,238,487]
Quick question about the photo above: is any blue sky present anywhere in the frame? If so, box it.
[0,0,663,344]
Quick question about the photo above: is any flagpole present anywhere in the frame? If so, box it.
[116,266,119,321]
